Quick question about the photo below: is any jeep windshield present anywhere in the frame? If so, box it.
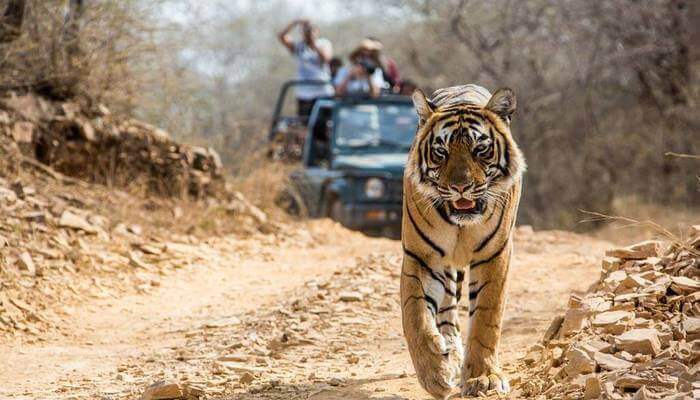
[333,103,418,153]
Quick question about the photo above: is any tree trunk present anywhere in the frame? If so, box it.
[0,0,26,43]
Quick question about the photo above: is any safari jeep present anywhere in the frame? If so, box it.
[287,94,418,237]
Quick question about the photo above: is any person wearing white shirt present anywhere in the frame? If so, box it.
[278,19,334,117]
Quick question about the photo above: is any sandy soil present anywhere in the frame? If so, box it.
[0,221,612,400]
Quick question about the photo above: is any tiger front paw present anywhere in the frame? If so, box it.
[460,368,509,397]
[412,332,462,399]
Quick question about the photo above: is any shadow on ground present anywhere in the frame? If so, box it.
[225,374,417,400]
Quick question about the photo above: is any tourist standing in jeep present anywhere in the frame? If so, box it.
[277,19,334,119]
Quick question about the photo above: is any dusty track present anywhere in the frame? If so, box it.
[0,221,611,399]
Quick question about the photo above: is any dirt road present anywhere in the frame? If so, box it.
[0,221,611,400]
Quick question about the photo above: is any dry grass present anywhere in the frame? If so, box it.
[583,197,700,251]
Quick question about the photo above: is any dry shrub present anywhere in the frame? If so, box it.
[0,0,158,112]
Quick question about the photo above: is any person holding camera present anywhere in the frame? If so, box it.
[278,19,334,117]
[333,39,387,98]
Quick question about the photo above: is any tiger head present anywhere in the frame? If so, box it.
[406,85,526,226]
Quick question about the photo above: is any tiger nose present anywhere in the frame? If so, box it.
[450,183,470,193]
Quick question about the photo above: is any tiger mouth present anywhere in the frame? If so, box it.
[447,198,486,216]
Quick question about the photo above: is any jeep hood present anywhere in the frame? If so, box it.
[333,153,408,175]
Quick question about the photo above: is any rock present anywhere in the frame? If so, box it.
[77,118,96,141]
[602,257,622,272]
[339,291,363,302]
[0,234,6,248]
[128,224,143,235]
[11,121,34,143]
[578,339,612,357]
[542,315,564,343]
[17,252,36,276]
[239,371,255,385]
[615,274,651,294]
[3,93,43,121]
[614,374,676,390]
[591,310,633,326]
[604,270,628,286]
[58,210,98,233]
[605,241,663,260]
[227,191,268,225]
[669,276,700,295]
[631,386,651,400]
[561,307,589,336]
[593,352,632,371]
[583,376,602,399]
[683,317,700,335]
[564,348,596,378]
[615,329,661,356]
[140,380,186,400]
[128,252,151,269]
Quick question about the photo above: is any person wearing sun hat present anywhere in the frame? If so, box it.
[333,39,387,98]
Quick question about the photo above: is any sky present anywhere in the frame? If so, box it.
[160,0,350,25]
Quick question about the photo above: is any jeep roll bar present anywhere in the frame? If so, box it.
[268,80,334,141]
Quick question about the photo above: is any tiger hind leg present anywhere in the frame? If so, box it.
[401,255,462,400]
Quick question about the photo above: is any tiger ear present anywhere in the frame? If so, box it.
[486,88,516,124]
[412,89,434,122]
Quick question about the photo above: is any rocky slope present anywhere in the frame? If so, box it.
[518,233,699,399]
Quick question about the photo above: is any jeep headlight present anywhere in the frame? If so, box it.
[364,178,385,199]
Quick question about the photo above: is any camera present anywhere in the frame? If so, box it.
[358,58,378,74]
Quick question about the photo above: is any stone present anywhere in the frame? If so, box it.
[561,307,589,336]
[615,329,661,356]
[605,241,663,260]
[0,234,6,248]
[239,371,255,385]
[58,210,98,233]
[227,192,268,225]
[128,253,151,269]
[3,94,43,121]
[591,310,633,325]
[542,315,564,342]
[77,118,96,141]
[339,291,363,302]
[17,252,36,276]
[593,352,632,371]
[602,257,622,272]
[583,376,602,399]
[578,339,612,357]
[140,380,186,400]
[683,317,700,335]
[615,275,651,294]
[614,374,676,390]
[11,121,34,143]
[631,386,651,400]
[670,276,700,295]
[564,348,596,378]
[604,270,628,286]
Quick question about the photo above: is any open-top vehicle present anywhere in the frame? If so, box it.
[271,82,418,237]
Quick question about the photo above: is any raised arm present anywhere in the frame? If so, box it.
[278,19,304,53]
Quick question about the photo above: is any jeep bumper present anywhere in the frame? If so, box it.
[337,203,402,231]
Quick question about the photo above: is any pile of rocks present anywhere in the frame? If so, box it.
[518,230,699,399]
[0,92,224,199]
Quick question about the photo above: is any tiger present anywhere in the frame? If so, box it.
[400,84,525,399]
